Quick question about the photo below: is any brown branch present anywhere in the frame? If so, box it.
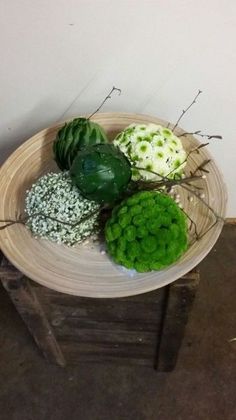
[172,90,202,132]
[185,182,204,190]
[132,162,224,240]
[136,174,203,191]
[88,86,121,119]
[197,219,220,240]
[180,184,224,221]
[0,209,100,231]
[163,143,209,179]
[191,159,211,176]
[181,208,199,240]
[179,130,222,140]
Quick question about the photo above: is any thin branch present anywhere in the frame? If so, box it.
[133,167,203,190]
[88,86,121,119]
[197,219,220,240]
[163,143,209,179]
[172,90,202,132]
[180,184,224,221]
[132,163,224,239]
[191,159,211,176]
[185,182,204,190]
[0,209,100,231]
[181,208,199,240]
[179,130,222,140]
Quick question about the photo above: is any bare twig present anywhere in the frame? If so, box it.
[197,219,220,240]
[172,90,202,132]
[136,174,203,191]
[0,209,100,231]
[163,143,209,179]
[88,86,121,119]
[180,184,223,221]
[191,159,211,176]
[181,208,199,240]
[179,130,222,140]
[185,182,204,190]
[132,161,224,241]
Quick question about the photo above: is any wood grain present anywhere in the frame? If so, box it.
[0,253,199,369]
[0,113,227,297]
[0,257,66,366]
[156,271,200,371]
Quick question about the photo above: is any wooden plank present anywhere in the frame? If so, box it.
[1,253,200,369]
[54,328,156,346]
[0,256,66,367]
[156,271,200,371]
[59,341,155,365]
[43,299,164,323]
[50,318,160,333]
[41,287,166,303]
[59,346,154,366]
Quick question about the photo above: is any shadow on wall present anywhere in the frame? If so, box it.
[0,100,60,165]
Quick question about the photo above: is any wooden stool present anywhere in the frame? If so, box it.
[0,252,199,370]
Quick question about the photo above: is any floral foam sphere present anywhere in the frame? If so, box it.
[114,123,187,181]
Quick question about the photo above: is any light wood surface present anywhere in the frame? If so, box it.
[0,113,227,297]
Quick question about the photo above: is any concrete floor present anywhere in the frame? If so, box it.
[0,225,235,420]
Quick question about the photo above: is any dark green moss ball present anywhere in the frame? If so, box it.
[105,191,188,272]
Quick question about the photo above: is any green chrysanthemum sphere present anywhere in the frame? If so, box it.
[105,191,188,272]
[114,123,187,181]
[53,117,108,170]
[70,144,132,204]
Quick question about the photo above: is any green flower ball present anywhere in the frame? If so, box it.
[105,191,188,272]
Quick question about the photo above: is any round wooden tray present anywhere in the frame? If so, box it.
[0,113,227,297]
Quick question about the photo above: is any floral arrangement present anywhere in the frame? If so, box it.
[0,87,223,273]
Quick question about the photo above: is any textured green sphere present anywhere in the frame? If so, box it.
[53,117,108,170]
[105,191,188,272]
[70,144,132,204]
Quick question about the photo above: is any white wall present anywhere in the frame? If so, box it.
[0,0,235,215]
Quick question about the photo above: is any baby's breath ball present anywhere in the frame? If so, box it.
[25,172,100,245]
[114,123,187,181]
[105,191,188,272]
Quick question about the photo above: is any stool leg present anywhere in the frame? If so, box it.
[155,271,200,371]
[0,257,66,367]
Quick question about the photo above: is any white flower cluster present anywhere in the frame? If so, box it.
[25,172,100,246]
[114,124,187,181]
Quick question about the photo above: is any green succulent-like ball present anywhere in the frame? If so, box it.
[114,123,187,181]
[105,191,188,272]
[70,143,132,204]
[53,117,108,171]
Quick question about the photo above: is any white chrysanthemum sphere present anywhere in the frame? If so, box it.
[114,124,187,181]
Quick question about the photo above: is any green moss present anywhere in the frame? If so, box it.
[118,206,128,216]
[133,261,151,273]
[129,204,142,216]
[124,225,137,241]
[148,219,162,234]
[118,213,132,228]
[136,226,149,238]
[105,191,188,272]
[141,199,156,208]
[140,236,157,253]
[117,237,127,251]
